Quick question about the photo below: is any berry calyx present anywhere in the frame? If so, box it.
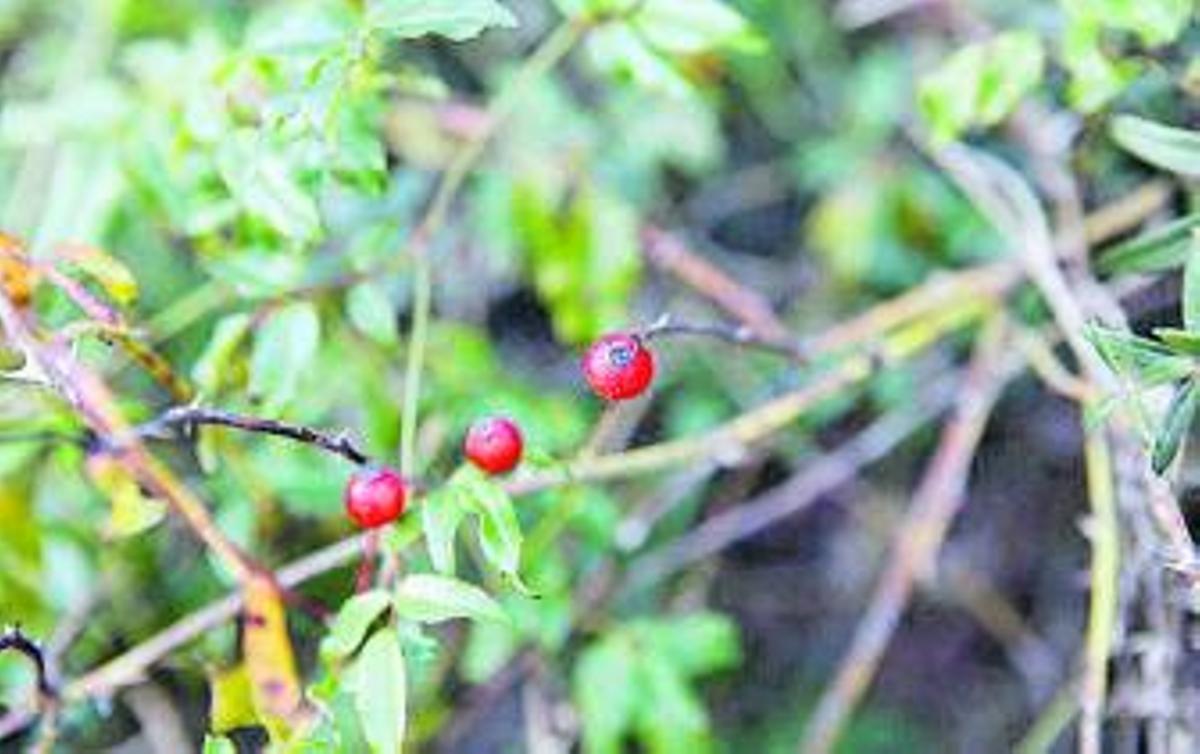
[581,332,656,401]
[344,467,408,529]
[464,416,524,475]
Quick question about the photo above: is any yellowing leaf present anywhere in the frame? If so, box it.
[87,453,166,539]
[243,574,307,740]
[57,243,139,305]
[209,664,258,733]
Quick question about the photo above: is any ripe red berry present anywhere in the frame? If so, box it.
[344,467,408,529]
[581,332,656,401]
[464,416,524,475]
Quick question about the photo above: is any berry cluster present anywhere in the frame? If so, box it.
[343,330,656,528]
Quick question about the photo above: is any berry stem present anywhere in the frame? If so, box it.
[639,314,809,364]
[138,406,371,465]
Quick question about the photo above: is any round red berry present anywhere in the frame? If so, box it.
[464,416,524,475]
[581,332,656,401]
[344,467,408,529]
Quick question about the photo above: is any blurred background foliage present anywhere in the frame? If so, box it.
[0,0,1195,751]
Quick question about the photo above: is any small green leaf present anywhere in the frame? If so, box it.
[1153,328,1200,357]
[349,629,407,754]
[203,735,237,754]
[346,281,397,345]
[193,313,253,395]
[632,652,711,754]
[1111,115,1200,177]
[1152,377,1199,474]
[636,613,741,678]
[1085,324,1194,387]
[321,590,393,662]
[393,574,508,624]
[918,31,1044,143]
[249,301,321,414]
[0,345,26,372]
[87,453,166,538]
[631,0,763,55]
[1097,213,1200,275]
[460,470,523,579]
[366,0,517,41]
[217,129,321,242]
[574,634,640,754]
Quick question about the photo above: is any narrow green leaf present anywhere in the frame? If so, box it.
[1111,115,1200,177]
[346,281,397,345]
[321,590,393,662]
[61,244,139,305]
[350,629,407,754]
[193,313,253,395]
[1096,213,1200,275]
[1153,328,1200,357]
[1152,377,1199,475]
[366,0,517,41]
[461,471,523,579]
[393,574,508,624]
[1084,324,1194,387]
[1184,232,1200,332]
[249,301,321,414]
[421,486,465,575]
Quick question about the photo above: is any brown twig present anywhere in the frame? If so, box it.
[798,318,1015,754]
[640,313,808,363]
[137,406,371,466]
[641,225,793,344]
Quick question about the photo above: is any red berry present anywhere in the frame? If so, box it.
[344,467,408,529]
[581,332,656,401]
[464,416,524,475]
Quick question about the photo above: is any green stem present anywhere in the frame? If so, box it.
[397,20,587,478]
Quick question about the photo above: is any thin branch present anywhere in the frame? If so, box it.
[138,406,370,466]
[641,225,793,343]
[0,627,55,698]
[798,318,1015,754]
[640,314,808,364]
[626,371,959,590]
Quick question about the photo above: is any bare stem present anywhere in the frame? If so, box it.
[139,406,370,466]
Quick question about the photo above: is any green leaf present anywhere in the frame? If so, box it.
[574,634,640,754]
[1062,17,1141,113]
[1155,328,1200,357]
[321,590,393,662]
[366,0,517,41]
[918,31,1044,143]
[217,129,321,242]
[1152,377,1199,474]
[1111,115,1200,177]
[421,485,466,575]
[346,281,397,345]
[1097,213,1200,275]
[349,629,407,754]
[393,574,508,624]
[1184,232,1200,332]
[631,0,763,55]
[203,735,237,754]
[633,652,712,754]
[209,664,257,734]
[193,313,253,395]
[249,301,321,414]
[636,613,741,678]
[1085,324,1194,387]
[460,470,524,580]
